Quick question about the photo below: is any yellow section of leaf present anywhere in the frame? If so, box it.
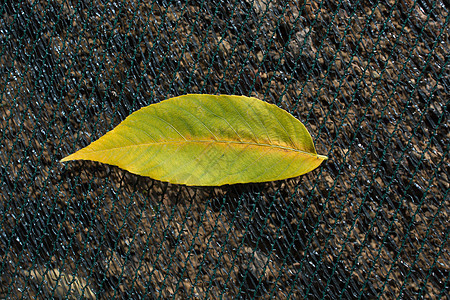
[61,94,328,186]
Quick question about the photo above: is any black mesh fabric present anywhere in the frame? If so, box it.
[1,0,449,298]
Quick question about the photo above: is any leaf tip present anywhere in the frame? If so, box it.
[60,154,74,163]
[318,154,328,161]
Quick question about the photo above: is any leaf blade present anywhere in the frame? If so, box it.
[61,94,328,186]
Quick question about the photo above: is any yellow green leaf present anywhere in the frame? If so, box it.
[61,94,328,186]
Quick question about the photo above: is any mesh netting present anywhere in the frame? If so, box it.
[1,0,449,298]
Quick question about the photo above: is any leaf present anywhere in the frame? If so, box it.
[61,94,328,186]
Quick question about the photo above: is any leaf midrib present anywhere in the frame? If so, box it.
[93,139,320,157]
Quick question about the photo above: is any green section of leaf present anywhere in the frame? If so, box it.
[61,94,328,186]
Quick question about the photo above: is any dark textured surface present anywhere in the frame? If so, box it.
[0,0,448,298]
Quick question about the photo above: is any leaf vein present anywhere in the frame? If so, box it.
[229,98,259,142]
[232,146,272,181]
[273,113,296,148]
[244,99,272,144]
[84,140,318,157]
[193,98,243,141]
[153,115,187,141]
[168,101,219,140]
[123,124,157,142]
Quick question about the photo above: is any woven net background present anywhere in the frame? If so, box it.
[1,0,449,299]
